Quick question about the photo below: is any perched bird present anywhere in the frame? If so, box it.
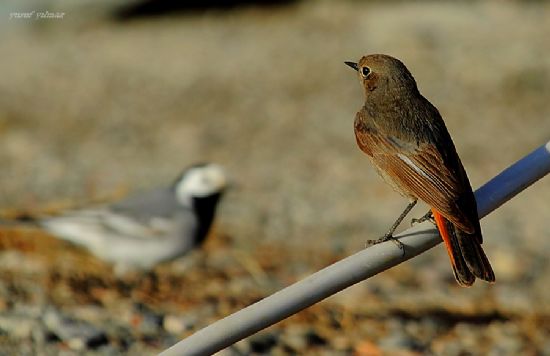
[345,54,495,286]
[38,163,227,271]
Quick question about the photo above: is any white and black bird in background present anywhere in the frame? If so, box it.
[37,163,227,271]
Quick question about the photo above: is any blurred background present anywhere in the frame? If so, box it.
[1,0,549,354]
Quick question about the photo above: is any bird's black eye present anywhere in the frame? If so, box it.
[361,66,371,77]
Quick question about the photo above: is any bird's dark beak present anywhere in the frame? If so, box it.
[345,61,358,71]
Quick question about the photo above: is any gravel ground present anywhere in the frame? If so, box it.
[0,1,549,354]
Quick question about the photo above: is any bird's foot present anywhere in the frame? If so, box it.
[411,211,434,226]
[367,233,405,254]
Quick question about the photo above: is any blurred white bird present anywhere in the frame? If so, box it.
[38,163,227,271]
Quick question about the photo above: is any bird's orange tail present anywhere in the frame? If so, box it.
[432,209,495,287]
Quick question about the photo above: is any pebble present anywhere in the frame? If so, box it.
[248,331,279,353]
[281,328,308,351]
[379,319,423,353]
[163,314,189,335]
[491,248,525,282]
[231,339,252,355]
[43,309,108,350]
[330,335,352,351]
[0,314,38,339]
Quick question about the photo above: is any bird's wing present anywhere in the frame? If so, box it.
[102,210,174,238]
[110,187,180,219]
[40,208,195,269]
[355,122,476,233]
[41,208,174,248]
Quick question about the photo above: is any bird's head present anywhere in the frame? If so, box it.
[345,54,418,98]
[173,163,227,207]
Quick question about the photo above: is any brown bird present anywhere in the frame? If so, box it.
[345,54,495,286]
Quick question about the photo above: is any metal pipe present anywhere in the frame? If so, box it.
[160,141,550,356]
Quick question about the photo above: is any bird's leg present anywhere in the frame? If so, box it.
[411,210,434,226]
[367,200,417,249]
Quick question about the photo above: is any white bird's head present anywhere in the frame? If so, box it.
[174,163,227,207]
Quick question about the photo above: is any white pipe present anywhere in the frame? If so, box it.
[160,141,550,356]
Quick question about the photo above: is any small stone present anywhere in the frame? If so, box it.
[491,249,524,282]
[379,328,422,353]
[486,321,524,355]
[282,331,307,351]
[43,308,108,350]
[0,314,37,339]
[354,340,383,356]
[31,324,48,346]
[305,329,326,346]
[131,304,163,336]
[249,332,278,353]
[163,314,187,335]
[232,339,251,354]
[331,335,351,351]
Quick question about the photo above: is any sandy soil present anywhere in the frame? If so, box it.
[0,1,549,354]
